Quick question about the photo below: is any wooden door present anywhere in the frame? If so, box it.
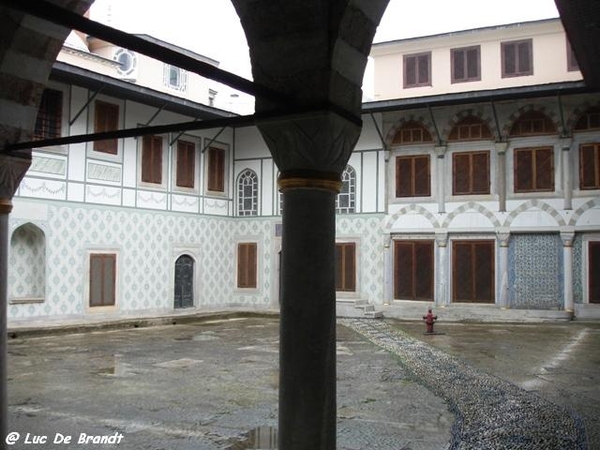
[452,240,495,303]
[174,255,194,309]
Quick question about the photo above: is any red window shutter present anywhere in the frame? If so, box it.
[453,153,471,194]
[396,157,412,197]
[580,144,600,189]
[94,101,119,154]
[534,148,554,191]
[471,152,490,194]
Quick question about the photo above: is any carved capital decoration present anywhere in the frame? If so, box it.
[560,227,576,248]
[0,154,32,212]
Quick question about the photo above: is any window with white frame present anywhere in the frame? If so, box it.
[237,169,259,216]
[336,165,356,214]
[164,64,188,91]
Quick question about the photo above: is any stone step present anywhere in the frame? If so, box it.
[364,311,384,319]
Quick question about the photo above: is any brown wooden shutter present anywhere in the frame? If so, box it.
[453,242,473,302]
[208,147,225,192]
[335,243,356,292]
[405,55,416,86]
[514,149,533,192]
[141,136,163,184]
[590,242,600,304]
[394,241,413,299]
[580,144,600,190]
[417,54,429,84]
[466,48,479,79]
[394,241,433,300]
[414,241,434,299]
[474,241,494,302]
[518,41,531,74]
[34,88,62,140]
[503,42,516,76]
[89,254,116,307]
[453,153,471,194]
[453,241,494,303]
[396,157,412,197]
[471,152,490,194]
[453,49,465,81]
[414,155,431,196]
[238,243,257,288]
[176,140,195,188]
[94,101,119,154]
[535,147,554,191]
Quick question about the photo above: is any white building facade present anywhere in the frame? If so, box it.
[7,18,600,324]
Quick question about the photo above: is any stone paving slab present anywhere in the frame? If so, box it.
[341,319,588,450]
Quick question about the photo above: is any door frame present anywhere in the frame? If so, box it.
[170,246,201,309]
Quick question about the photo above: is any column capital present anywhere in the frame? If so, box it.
[434,145,447,158]
[497,228,511,247]
[559,137,573,151]
[435,231,448,247]
[495,141,509,154]
[560,227,576,247]
[0,154,31,209]
[258,110,360,177]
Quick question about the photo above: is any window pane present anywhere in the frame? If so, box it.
[466,48,479,78]
[405,56,416,86]
[504,43,516,75]
[103,256,116,306]
[418,55,429,84]
[453,50,465,80]
[518,42,531,73]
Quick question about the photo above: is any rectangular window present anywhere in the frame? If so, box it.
[403,52,431,88]
[141,135,163,184]
[580,143,600,190]
[452,151,490,195]
[514,147,554,193]
[94,100,119,154]
[335,242,356,292]
[396,155,430,197]
[176,140,196,188]
[34,88,62,140]
[394,240,434,300]
[207,146,225,192]
[452,240,494,303]
[502,39,533,77]
[89,253,116,307]
[237,243,257,289]
[451,46,481,83]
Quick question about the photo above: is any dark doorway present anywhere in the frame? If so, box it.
[174,255,195,309]
[452,240,495,303]
[394,240,434,300]
[590,241,600,304]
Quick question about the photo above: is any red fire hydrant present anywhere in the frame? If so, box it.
[423,308,437,334]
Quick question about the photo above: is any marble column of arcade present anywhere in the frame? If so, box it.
[231,2,389,448]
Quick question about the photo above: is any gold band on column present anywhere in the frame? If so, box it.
[278,170,342,193]
[0,198,13,214]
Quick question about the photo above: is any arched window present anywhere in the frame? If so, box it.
[392,120,433,144]
[448,116,493,141]
[336,165,356,214]
[9,223,46,300]
[574,106,600,132]
[237,169,259,216]
[509,110,556,137]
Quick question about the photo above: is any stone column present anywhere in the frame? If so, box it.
[0,155,31,449]
[434,145,447,214]
[560,138,573,210]
[561,228,575,313]
[383,235,393,305]
[260,112,360,450]
[497,229,511,309]
[495,142,508,212]
[435,231,448,307]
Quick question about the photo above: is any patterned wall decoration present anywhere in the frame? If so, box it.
[572,234,583,304]
[508,234,563,309]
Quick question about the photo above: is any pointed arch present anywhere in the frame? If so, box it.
[384,204,440,231]
[386,117,436,147]
[570,103,600,133]
[442,202,501,229]
[569,197,600,226]
[504,106,560,138]
[505,199,567,228]
[444,110,496,142]
[336,165,356,214]
[9,222,46,301]
[237,168,259,216]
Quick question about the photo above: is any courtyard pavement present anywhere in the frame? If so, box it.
[5,315,600,449]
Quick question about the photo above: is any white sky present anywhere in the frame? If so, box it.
[91,0,560,79]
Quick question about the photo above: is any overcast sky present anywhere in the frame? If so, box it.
[91,0,560,78]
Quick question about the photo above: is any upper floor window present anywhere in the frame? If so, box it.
[336,166,356,214]
[567,40,579,72]
[94,100,119,154]
[448,116,493,141]
[34,88,62,140]
[451,46,481,83]
[574,107,600,132]
[501,39,533,78]
[452,151,490,195]
[164,64,188,91]
[514,147,554,193]
[509,110,556,137]
[141,135,163,185]
[392,120,433,145]
[207,146,226,193]
[403,52,431,88]
[113,48,137,78]
[176,140,195,188]
[396,155,430,197]
[580,143,600,190]
[238,169,259,216]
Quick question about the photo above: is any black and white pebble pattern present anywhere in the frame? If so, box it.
[340,319,588,450]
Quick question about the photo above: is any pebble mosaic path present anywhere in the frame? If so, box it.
[340,319,588,450]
